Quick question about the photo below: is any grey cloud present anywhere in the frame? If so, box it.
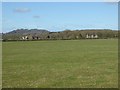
[14,8,31,13]
[33,15,40,18]
[104,0,119,2]
[106,2,118,4]
[104,0,118,4]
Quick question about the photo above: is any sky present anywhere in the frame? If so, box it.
[2,2,118,33]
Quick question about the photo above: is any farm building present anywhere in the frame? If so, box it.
[86,34,98,39]
[22,35,40,40]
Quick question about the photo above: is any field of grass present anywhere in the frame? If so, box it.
[0,42,2,89]
[2,39,118,88]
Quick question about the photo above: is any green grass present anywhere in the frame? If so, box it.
[2,39,118,88]
[0,42,2,89]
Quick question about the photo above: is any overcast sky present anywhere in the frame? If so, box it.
[2,2,118,33]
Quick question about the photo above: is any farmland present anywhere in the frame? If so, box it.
[2,39,118,88]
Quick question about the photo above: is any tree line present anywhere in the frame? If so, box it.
[2,29,118,41]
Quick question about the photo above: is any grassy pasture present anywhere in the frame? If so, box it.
[2,39,118,88]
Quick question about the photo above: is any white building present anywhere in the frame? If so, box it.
[94,34,98,38]
[86,34,98,39]
[22,36,28,40]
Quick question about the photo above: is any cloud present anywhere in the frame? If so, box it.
[106,2,118,5]
[33,15,40,18]
[13,8,31,13]
[105,2,118,5]
[104,0,119,2]
[103,0,118,5]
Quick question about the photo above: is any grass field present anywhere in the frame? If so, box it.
[2,39,118,88]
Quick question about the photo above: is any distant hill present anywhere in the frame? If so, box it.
[5,29,49,35]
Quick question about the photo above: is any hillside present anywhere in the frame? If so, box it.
[5,29,49,35]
